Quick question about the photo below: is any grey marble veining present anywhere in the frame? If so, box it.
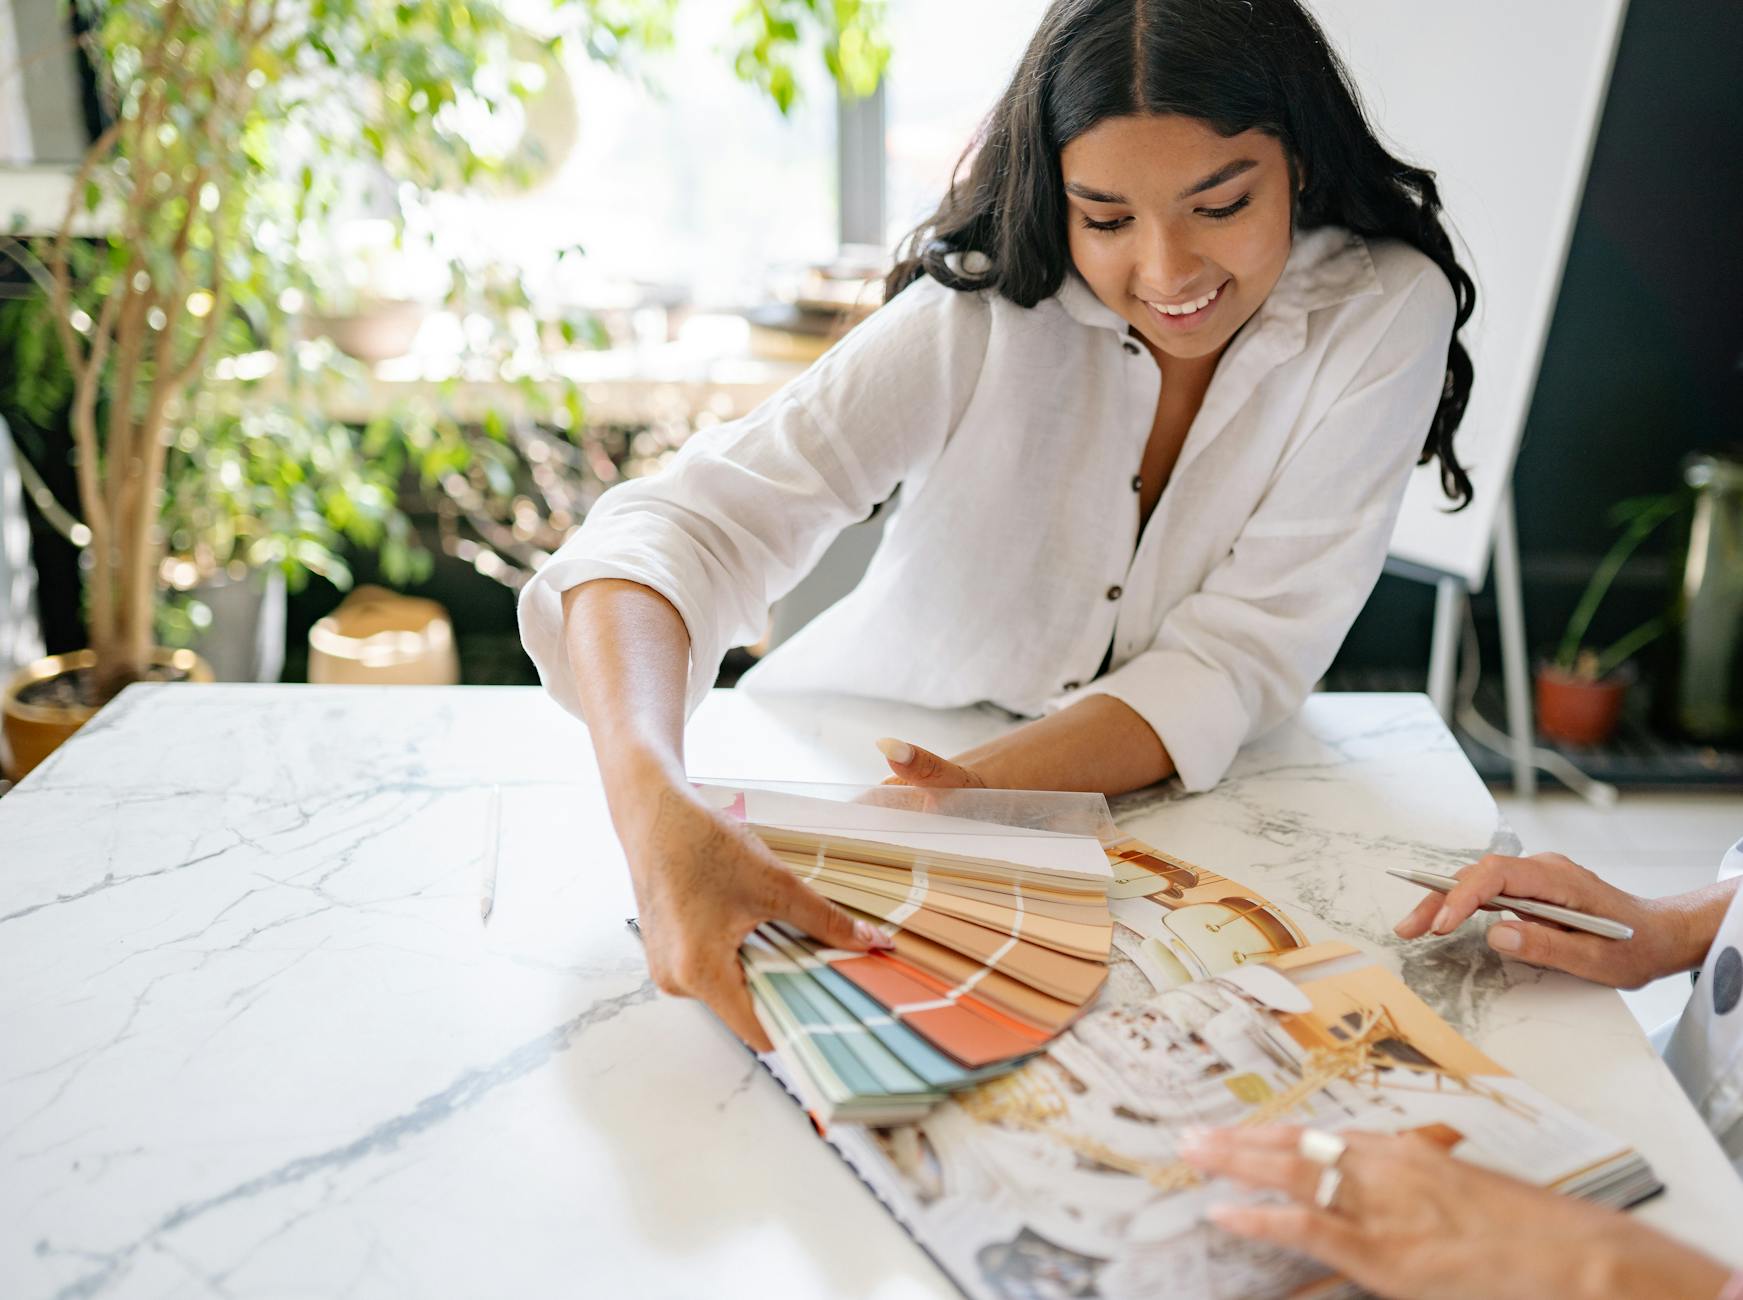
[1,686,1738,1299]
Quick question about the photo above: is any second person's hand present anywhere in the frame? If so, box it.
[1392,851,1705,988]
[1182,1125,1728,1300]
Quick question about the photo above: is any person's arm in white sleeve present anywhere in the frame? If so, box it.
[519,276,989,1051]
[520,275,989,721]
[1077,266,1458,791]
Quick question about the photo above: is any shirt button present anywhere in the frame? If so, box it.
[1130,474,1143,492]
[1121,340,1140,355]
[1062,680,1080,692]
[1106,585,1123,601]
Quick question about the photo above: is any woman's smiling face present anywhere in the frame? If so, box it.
[1062,114,1296,362]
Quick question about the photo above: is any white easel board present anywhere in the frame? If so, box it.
[1307,0,1630,588]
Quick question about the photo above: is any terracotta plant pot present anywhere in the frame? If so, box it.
[1535,663,1633,748]
[307,586,458,686]
[2,648,214,782]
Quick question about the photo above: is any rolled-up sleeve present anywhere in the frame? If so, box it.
[1073,269,1458,791]
[518,277,991,722]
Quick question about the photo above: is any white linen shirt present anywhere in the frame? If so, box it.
[518,225,1456,791]
[1664,838,1743,1178]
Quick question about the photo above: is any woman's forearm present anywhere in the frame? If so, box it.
[952,694,1175,796]
[561,579,694,820]
[560,578,879,1046]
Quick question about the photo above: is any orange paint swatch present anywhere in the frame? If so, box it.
[829,950,1048,1068]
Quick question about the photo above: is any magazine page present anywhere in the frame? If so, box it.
[827,943,1651,1300]
[1098,833,1327,993]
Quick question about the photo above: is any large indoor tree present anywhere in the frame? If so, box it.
[20,0,886,701]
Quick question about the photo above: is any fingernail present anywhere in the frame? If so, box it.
[854,919,895,949]
[1432,905,1453,934]
[1393,918,1411,937]
[1488,924,1522,953]
[875,737,914,765]
[1206,1203,1239,1228]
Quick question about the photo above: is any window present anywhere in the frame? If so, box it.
[425,2,1062,308]
[436,6,839,311]
[881,0,1053,249]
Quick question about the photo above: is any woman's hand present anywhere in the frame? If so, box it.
[1392,852,1710,988]
[620,778,889,1052]
[876,737,988,789]
[561,581,890,1052]
[875,695,1174,796]
[1181,1125,1728,1300]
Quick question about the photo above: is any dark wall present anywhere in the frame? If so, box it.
[1333,0,1743,679]
[1,321,84,656]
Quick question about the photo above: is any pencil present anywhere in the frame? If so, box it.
[1386,867,1633,941]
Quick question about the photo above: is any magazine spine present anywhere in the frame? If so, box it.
[749,1047,971,1300]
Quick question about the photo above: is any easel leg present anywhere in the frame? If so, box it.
[1428,577,1464,722]
[1493,485,1537,798]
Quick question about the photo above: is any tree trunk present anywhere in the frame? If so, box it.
[93,419,156,703]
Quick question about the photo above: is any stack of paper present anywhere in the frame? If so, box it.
[700,783,1118,1125]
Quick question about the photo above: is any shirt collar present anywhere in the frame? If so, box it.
[1241,226,1382,369]
[1056,269,1131,332]
[1054,226,1382,363]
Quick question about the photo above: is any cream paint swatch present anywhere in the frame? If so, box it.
[784,858,1111,961]
[773,850,1111,921]
[812,880,1108,1006]
[710,786,1115,885]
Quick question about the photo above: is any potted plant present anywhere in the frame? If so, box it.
[1,0,888,780]
[1537,490,1689,747]
[0,0,491,770]
[0,0,569,777]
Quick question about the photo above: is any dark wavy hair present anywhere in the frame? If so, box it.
[888,0,1476,507]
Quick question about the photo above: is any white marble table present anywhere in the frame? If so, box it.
[2,686,1738,1299]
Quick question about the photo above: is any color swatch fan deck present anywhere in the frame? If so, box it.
[698,781,1120,1124]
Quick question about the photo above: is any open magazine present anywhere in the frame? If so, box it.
[807,940,1659,1300]
[662,782,1659,1299]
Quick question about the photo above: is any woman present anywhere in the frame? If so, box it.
[518,0,1475,1047]
[1185,844,1743,1298]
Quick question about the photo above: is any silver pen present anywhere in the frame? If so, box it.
[481,784,502,924]
[1387,867,1634,941]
